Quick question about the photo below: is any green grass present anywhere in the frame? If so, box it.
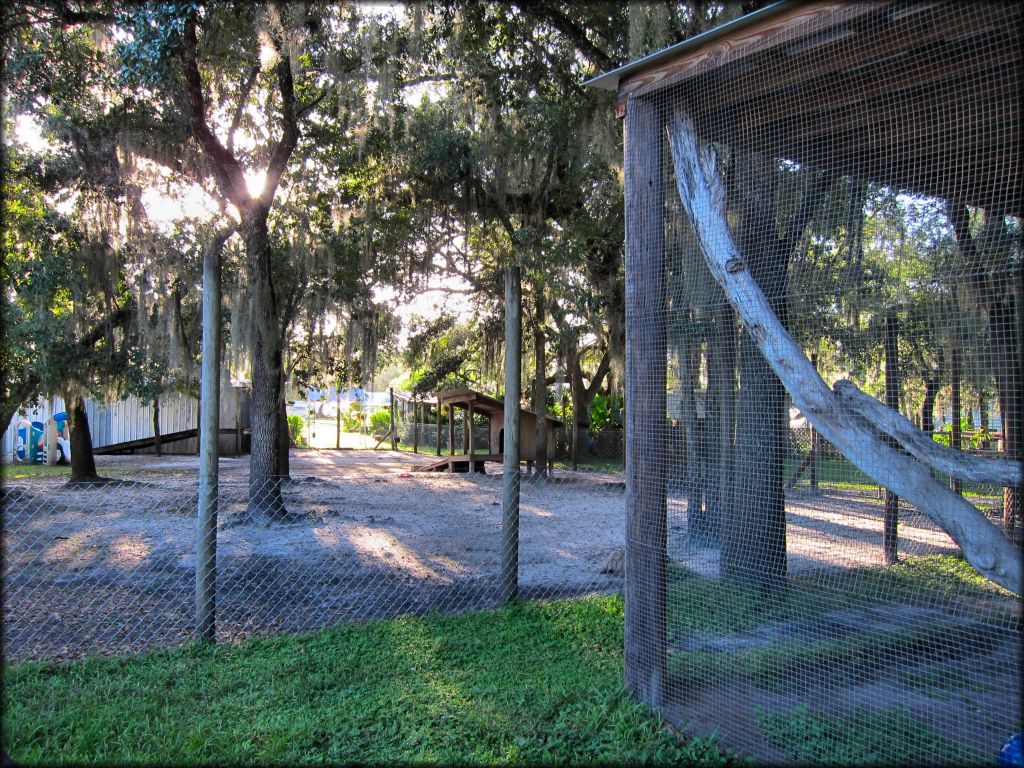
[1,463,73,480]
[551,458,625,474]
[2,596,731,766]
[666,554,1018,693]
[666,554,1017,639]
[0,463,189,481]
[756,705,985,765]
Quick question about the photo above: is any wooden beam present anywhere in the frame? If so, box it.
[664,2,1008,114]
[619,1,884,99]
[623,93,668,707]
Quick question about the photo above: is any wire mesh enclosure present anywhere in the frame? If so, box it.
[1,457,628,662]
[603,1,1022,764]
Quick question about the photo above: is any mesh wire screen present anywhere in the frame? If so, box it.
[622,2,1021,764]
[1,458,627,662]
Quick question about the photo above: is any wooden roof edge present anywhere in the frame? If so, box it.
[586,1,889,101]
[583,0,799,92]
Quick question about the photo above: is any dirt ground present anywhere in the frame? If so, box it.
[0,448,990,662]
[2,449,626,660]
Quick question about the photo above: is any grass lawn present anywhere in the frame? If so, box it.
[2,596,731,766]
[1,463,73,480]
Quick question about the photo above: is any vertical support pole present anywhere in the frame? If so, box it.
[45,399,57,465]
[412,397,419,453]
[623,93,667,708]
[809,352,819,492]
[390,387,397,451]
[196,233,222,643]
[501,265,522,605]
[569,342,579,471]
[436,402,442,456]
[335,387,341,450]
[235,389,242,456]
[448,405,455,457]
[883,313,900,564]
[468,401,475,461]
[950,345,962,495]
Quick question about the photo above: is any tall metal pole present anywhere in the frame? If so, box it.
[196,233,223,643]
[501,264,522,605]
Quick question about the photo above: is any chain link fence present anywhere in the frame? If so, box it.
[2,459,627,663]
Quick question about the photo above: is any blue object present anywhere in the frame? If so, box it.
[999,734,1022,768]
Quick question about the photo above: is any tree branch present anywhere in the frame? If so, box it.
[834,379,1022,487]
[180,17,249,208]
[667,107,1021,596]
[227,64,260,155]
[258,2,300,212]
[516,1,616,70]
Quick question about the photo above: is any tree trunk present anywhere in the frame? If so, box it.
[703,303,736,546]
[921,366,940,436]
[946,205,1021,539]
[720,152,789,594]
[567,338,580,471]
[533,287,548,479]
[68,395,101,484]
[949,345,962,495]
[680,335,708,543]
[990,297,1022,540]
[243,217,286,519]
[153,396,162,457]
[883,314,900,564]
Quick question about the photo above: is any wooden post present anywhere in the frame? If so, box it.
[196,231,222,643]
[152,396,162,457]
[390,387,397,451]
[569,342,579,471]
[235,389,242,456]
[467,401,475,461]
[623,94,667,708]
[448,405,455,457]
[809,352,819,491]
[501,265,522,605]
[412,397,419,454]
[45,399,57,465]
[462,403,470,454]
[335,388,341,450]
[883,313,900,564]
[435,402,442,456]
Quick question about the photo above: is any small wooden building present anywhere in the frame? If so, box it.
[417,388,560,472]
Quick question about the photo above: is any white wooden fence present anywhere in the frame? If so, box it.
[2,388,250,461]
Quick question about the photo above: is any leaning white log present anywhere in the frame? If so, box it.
[834,379,1023,487]
[667,110,1022,596]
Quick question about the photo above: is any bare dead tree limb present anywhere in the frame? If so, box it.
[666,108,1021,596]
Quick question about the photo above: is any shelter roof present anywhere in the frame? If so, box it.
[586,1,1022,215]
[434,388,562,425]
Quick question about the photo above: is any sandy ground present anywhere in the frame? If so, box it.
[0,448,986,661]
[2,449,626,660]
